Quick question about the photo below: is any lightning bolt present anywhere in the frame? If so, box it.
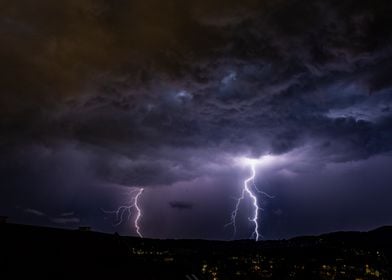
[133,188,144,238]
[102,187,144,238]
[226,161,272,241]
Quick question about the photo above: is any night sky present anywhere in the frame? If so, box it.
[1,0,392,240]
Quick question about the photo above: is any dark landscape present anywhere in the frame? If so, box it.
[1,221,391,279]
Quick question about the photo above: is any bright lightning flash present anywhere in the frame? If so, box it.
[103,187,144,238]
[133,188,144,238]
[226,157,273,241]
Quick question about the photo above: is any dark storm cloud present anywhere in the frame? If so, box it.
[261,154,392,239]
[2,0,392,152]
[1,0,392,238]
[169,201,193,210]
[24,208,45,217]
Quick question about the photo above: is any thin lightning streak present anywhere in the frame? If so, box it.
[102,187,144,238]
[225,187,245,237]
[226,162,272,241]
[245,163,260,241]
[253,181,275,199]
[133,188,144,238]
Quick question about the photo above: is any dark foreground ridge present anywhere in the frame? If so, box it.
[1,223,391,279]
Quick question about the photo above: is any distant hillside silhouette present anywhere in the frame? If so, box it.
[1,222,391,279]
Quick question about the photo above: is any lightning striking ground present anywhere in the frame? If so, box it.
[102,187,144,238]
[133,188,144,238]
[226,160,272,241]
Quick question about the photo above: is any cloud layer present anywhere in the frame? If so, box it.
[1,0,392,239]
